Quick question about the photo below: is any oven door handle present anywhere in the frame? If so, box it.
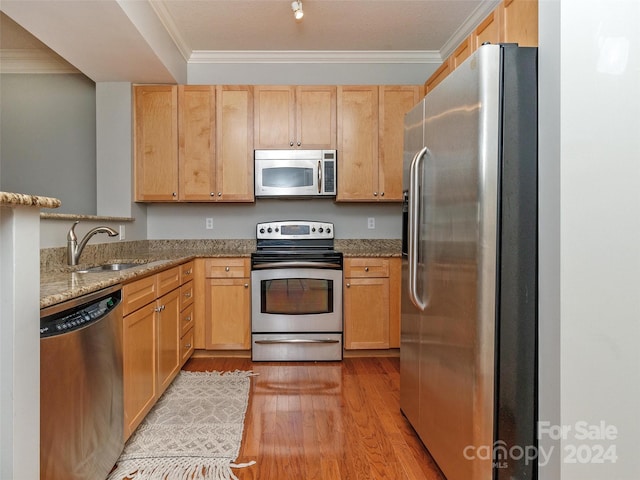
[254,339,340,344]
[252,261,341,270]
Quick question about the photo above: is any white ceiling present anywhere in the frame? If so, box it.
[0,0,498,83]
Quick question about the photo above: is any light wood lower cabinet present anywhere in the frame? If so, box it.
[343,257,401,350]
[122,262,194,440]
[203,258,251,350]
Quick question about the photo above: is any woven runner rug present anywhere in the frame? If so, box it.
[107,370,256,480]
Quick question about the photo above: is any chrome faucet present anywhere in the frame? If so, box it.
[67,221,118,266]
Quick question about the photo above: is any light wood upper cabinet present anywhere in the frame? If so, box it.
[135,85,254,203]
[503,0,538,47]
[337,85,379,201]
[379,86,421,201]
[338,85,420,202]
[473,6,503,49]
[254,85,336,149]
[423,0,538,93]
[134,85,178,201]
[178,85,216,201]
[216,86,254,201]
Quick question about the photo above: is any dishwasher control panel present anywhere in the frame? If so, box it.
[40,291,121,337]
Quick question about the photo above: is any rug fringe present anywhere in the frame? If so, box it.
[108,457,254,480]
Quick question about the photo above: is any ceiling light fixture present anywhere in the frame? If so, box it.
[291,0,304,20]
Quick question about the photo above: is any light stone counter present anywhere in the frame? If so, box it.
[40,238,401,308]
[1,191,61,208]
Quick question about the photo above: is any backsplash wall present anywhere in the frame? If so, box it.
[146,200,402,239]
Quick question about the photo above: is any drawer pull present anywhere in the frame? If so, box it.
[364,267,369,272]
[225,266,230,272]
[184,269,192,275]
[184,292,192,298]
[184,343,191,348]
[185,316,191,322]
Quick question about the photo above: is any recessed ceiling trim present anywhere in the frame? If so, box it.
[0,49,80,74]
[189,50,442,64]
[440,0,501,59]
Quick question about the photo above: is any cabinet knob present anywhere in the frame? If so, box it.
[225,266,230,272]
[380,192,384,197]
[290,141,294,147]
[172,192,177,197]
[244,283,249,288]
[185,343,192,348]
[373,192,378,196]
[185,269,192,275]
[346,283,351,288]
[297,141,301,146]
[218,192,222,196]
[184,292,191,298]
[185,316,191,322]
[210,192,215,197]
[364,267,369,272]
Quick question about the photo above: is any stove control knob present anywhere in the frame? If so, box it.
[312,227,316,232]
[326,228,331,234]
[259,228,265,234]
[318,227,324,233]
[275,227,279,232]
[267,227,273,233]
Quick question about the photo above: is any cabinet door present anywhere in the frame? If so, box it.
[216,86,254,201]
[451,36,474,70]
[296,86,336,149]
[254,86,295,149]
[178,85,216,201]
[379,86,421,201]
[344,277,390,349]
[123,303,157,439]
[337,86,379,201]
[425,60,452,94]
[157,288,181,394]
[503,0,538,47]
[473,6,503,48]
[134,85,178,201]
[204,278,250,350]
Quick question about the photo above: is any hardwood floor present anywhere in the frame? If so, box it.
[182,356,445,480]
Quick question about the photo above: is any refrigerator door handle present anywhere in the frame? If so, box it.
[408,146,429,311]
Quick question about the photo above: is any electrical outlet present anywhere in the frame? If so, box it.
[367,217,375,229]
[119,225,126,240]
[205,218,214,230]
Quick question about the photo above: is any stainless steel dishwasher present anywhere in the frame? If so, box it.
[40,285,124,480]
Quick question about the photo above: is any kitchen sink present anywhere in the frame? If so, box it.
[76,262,145,273]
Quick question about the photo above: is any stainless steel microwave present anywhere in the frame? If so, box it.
[254,150,337,198]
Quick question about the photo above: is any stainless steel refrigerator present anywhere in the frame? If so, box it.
[401,44,538,480]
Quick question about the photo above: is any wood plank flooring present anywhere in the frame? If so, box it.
[182,356,445,480]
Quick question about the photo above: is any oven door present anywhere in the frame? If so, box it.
[251,267,342,333]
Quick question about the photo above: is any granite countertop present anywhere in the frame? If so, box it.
[1,191,61,209]
[40,239,401,309]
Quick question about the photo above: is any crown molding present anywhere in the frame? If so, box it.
[148,0,192,62]
[0,49,80,74]
[189,50,443,65]
[440,0,500,59]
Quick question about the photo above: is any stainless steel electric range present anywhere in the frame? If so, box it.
[251,220,343,361]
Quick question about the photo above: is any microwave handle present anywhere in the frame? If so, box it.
[318,160,322,194]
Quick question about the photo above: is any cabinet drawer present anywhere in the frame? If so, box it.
[204,258,249,278]
[122,275,157,316]
[180,303,195,336]
[344,258,390,278]
[180,280,194,310]
[157,266,181,296]
[180,261,194,284]
[181,328,195,365]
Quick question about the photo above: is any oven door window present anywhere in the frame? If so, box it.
[262,167,314,188]
[260,278,333,314]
